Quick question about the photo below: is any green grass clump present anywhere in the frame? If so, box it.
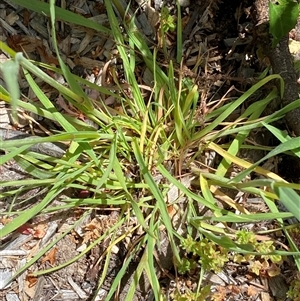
[1,0,300,300]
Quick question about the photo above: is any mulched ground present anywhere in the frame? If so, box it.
[1,0,300,300]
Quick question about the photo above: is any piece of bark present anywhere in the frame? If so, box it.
[270,36,300,136]
[0,128,67,158]
[254,0,300,136]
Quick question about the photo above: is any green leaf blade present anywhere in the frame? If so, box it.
[269,1,299,47]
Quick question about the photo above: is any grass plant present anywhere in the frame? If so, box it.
[1,0,300,300]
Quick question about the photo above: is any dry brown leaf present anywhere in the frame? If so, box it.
[25,274,38,288]
[41,247,58,265]
[83,222,101,242]
[228,284,240,294]
[32,223,47,239]
[211,286,227,301]
[0,216,12,225]
[247,285,259,297]
[36,45,59,65]
[267,263,281,277]
[24,273,39,299]
[73,56,104,70]
[7,34,43,53]
[23,9,30,26]
[55,94,85,120]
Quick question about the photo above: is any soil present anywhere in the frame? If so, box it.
[1,0,300,301]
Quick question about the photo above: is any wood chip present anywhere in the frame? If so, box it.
[68,277,88,299]
[5,293,21,301]
[77,30,94,54]
[0,269,12,289]
[0,17,17,35]
[5,11,18,25]
[0,250,27,256]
